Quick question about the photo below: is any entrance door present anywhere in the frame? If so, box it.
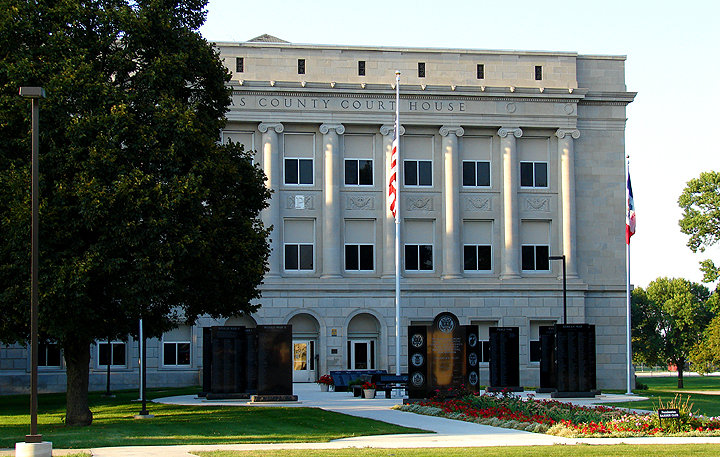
[292,340,315,382]
[349,339,375,370]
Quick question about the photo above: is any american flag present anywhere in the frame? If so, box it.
[388,124,398,218]
[626,169,635,244]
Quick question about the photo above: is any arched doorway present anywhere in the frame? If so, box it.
[347,313,380,370]
[224,314,257,328]
[288,313,319,382]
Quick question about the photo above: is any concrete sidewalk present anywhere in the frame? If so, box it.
[5,384,720,456]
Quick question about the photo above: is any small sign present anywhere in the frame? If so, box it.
[295,195,305,209]
[331,328,337,337]
[658,408,680,419]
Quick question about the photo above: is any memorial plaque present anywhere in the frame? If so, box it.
[201,327,212,396]
[464,325,480,393]
[428,312,465,392]
[407,325,428,399]
[244,328,258,394]
[488,327,521,391]
[256,325,293,395]
[553,324,596,397]
[210,326,246,394]
[537,325,556,392]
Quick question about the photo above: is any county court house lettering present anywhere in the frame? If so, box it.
[0,35,636,393]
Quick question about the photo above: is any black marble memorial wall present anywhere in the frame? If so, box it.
[554,324,597,396]
[488,327,521,391]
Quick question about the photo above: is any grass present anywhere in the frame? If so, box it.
[602,376,720,416]
[0,387,424,449]
[192,445,720,457]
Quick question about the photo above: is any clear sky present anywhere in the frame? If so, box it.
[199,0,720,289]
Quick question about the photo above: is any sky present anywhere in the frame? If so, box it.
[199,0,720,289]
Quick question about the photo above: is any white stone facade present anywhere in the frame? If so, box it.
[0,38,635,393]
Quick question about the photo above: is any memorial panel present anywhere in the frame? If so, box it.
[538,325,556,392]
[488,327,521,391]
[256,325,293,395]
[407,325,428,399]
[553,324,597,397]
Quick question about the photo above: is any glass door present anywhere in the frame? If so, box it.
[292,340,315,382]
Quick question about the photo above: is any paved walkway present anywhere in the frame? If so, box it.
[4,384,720,456]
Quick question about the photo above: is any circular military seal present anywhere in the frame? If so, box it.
[468,352,478,367]
[468,371,479,386]
[411,372,425,387]
[468,333,478,347]
[411,333,424,348]
[438,315,455,333]
[411,353,424,367]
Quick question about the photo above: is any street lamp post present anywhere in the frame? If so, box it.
[549,255,567,325]
[19,86,45,445]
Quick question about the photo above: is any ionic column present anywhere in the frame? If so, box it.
[320,123,345,278]
[381,124,404,278]
[440,126,464,279]
[556,128,580,278]
[499,127,523,279]
[259,122,284,277]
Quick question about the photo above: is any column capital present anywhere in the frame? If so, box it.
[439,126,465,137]
[555,128,580,140]
[498,127,523,138]
[319,123,345,135]
[380,124,405,136]
[259,122,284,134]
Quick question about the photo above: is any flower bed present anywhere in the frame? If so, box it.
[393,391,720,437]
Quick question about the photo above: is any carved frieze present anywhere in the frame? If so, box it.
[463,196,492,212]
[287,195,314,210]
[525,197,550,212]
[406,196,434,212]
[347,195,375,210]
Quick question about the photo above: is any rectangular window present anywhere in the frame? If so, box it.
[358,60,366,76]
[345,244,374,271]
[235,57,244,73]
[38,342,61,367]
[285,244,314,270]
[163,342,191,366]
[463,245,492,271]
[285,158,313,185]
[477,63,485,79]
[535,65,542,81]
[475,321,496,363]
[521,244,550,271]
[462,161,490,187]
[98,341,126,367]
[405,244,433,271]
[404,160,432,186]
[298,59,305,75]
[520,161,548,188]
[344,159,373,185]
[418,62,425,78]
[530,322,555,362]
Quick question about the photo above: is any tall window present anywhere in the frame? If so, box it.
[38,342,61,367]
[344,159,373,186]
[404,160,432,186]
[345,220,375,272]
[477,64,485,79]
[98,341,126,367]
[418,62,425,78]
[463,220,493,272]
[522,245,550,271]
[284,219,315,272]
[358,60,366,76]
[284,133,314,185]
[235,57,244,73]
[462,161,490,187]
[535,65,543,81]
[298,58,306,75]
[162,326,191,366]
[464,245,492,271]
[520,161,548,188]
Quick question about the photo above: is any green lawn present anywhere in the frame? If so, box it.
[603,375,720,416]
[193,445,720,457]
[0,388,424,449]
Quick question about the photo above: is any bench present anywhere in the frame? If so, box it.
[330,370,387,392]
[371,373,409,398]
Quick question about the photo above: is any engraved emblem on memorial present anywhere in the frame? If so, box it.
[468,371,479,386]
[411,353,424,367]
[411,372,425,387]
[411,334,424,348]
[468,352,478,367]
[468,333,477,347]
[438,316,455,333]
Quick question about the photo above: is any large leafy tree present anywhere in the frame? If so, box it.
[678,171,720,282]
[631,278,713,388]
[0,0,270,426]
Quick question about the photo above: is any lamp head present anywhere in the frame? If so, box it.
[19,87,46,99]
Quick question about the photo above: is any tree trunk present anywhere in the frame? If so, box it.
[677,357,685,389]
[64,337,93,426]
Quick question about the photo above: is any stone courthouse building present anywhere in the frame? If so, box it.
[0,35,635,392]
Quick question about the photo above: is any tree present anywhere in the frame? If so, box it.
[678,171,720,282]
[0,0,270,426]
[631,278,713,388]
[690,314,720,374]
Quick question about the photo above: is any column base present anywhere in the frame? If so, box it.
[320,274,342,279]
[15,441,52,457]
[441,274,463,280]
[500,274,521,280]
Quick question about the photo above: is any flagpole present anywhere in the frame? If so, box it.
[625,155,632,395]
[394,70,401,377]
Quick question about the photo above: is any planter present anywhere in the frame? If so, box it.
[362,388,376,399]
[319,384,329,392]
